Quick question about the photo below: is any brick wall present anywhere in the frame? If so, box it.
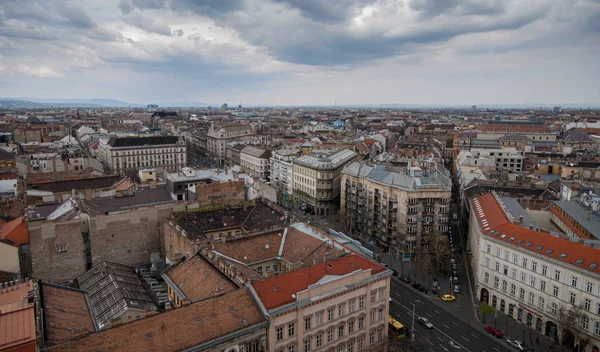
[194,180,245,207]
[163,220,203,262]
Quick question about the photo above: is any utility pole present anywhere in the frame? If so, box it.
[411,302,416,343]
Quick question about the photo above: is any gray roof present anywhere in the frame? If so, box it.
[76,261,157,329]
[500,197,539,229]
[294,149,357,170]
[85,185,173,215]
[553,201,600,240]
[241,145,271,158]
[343,161,451,192]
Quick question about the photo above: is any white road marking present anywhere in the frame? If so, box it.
[439,344,449,352]
[470,333,479,339]
[437,336,444,342]
[425,312,432,317]
[429,348,435,352]
[434,309,441,315]
[432,326,471,352]
[426,338,433,346]
[461,336,470,342]
[493,348,500,352]
[452,321,459,326]
[443,323,450,329]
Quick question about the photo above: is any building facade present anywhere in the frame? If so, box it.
[469,193,600,352]
[206,124,253,165]
[293,149,357,216]
[252,254,391,352]
[341,162,452,259]
[98,136,186,174]
[240,146,271,180]
[269,147,301,200]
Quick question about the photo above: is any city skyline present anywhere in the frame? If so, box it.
[0,0,599,106]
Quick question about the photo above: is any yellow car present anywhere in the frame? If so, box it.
[442,294,456,302]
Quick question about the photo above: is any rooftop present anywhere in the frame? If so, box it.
[107,136,180,148]
[343,161,451,191]
[76,261,157,330]
[252,254,387,310]
[48,288,265,352]
[28,175,120,194]
[0,216,29,246]
[240,145,271,159]
[86,185,172,215]
[553,200,600,240]
[470,193,600,275]
[294,149,357,170]
[480,124,551,134]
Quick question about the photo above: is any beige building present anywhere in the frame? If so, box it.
[240,146,271,180]
[293,149,357,216]
[341,162,452,259]
[252,254,391,352]
[98,136,186,174]
[206,124,253,165]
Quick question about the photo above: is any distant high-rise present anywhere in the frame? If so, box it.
[553,106,561,114]
[220,103,228,111]
[147,104,159,108]
[472,105,477,111]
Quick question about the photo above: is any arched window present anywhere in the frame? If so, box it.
[484,272,489,283]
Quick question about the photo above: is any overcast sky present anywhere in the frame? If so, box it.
[0,0,599,106]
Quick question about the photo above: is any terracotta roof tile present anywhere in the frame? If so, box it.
[212,231,283,264]
[48,288,265,352]
[163,254,238,302]
[0,216,29,246]
[470,194,600,275]
[252,254,386,310]
[0,305,35,350]
[40,282,96,346]
[282,227,343,264]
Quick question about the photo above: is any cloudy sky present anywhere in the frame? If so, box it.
[0,0,599,106]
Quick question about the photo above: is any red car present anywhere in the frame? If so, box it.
[484,325,504,338]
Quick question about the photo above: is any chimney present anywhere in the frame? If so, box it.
[587,211,592,220]
[0,283,3,294]
[225,169,228,175]
[519,216,524,224]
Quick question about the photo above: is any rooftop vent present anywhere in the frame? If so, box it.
[525,242,532,247]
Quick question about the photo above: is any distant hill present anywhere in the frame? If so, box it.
[9,97,142,108]
[154,101,209,107]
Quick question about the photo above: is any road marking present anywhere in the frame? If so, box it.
[425,312,432,317]
[432,326,471,352]
[429,348,434,352]
[470,333,479,339]
[492,348,500,352]
[443,323,450,329]
[404,291,410,295]
[461,336,470,342]
[434,309,441,315]
[416,300,424,304]
[439,344,449,352]
[437,336,443,342]
[426,338,433,346]
[451,321,459,326]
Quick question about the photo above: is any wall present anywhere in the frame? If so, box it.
[257,181,277,204]
[195,180,245,207]
[163,220,198,262]
[0,242,19,277]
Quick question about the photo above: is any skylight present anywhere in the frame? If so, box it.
[590,264,598,270]
[517,240,524,244]
[546,249,554,254]
[526,242,532,247]
[509,237,515,241]
[501,234,507,238]
[576,259,584,265]
[535,245,543,251]
[559,253,567,259]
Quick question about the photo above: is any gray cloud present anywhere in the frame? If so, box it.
[122,15,176,36]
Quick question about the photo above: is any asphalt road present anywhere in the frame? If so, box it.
[389,277,515,352]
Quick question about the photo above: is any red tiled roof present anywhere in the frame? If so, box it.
[0,305,35,351]
[480,124,551,134]
[252,254,386,310]
[470,193,600,275]
[0,216,29,246]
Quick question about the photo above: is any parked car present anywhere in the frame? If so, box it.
[441,294,456,302]
[391,269,398,276]
[418,317,434,329]
[506,339,525,351]
[452,277,459,284]
[399,275,411,283]
[412,283,426,292]
[484,325,504,338]
[453,285,460,294]
[451,263,457,270]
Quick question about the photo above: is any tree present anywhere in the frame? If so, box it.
[557,303,587,352]
[480,302,495,324]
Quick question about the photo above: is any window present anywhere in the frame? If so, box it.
[587,282,594,293]
[584,298,591,311]
[551,302,558,314]
[532,261,537,272]
[289,346,295,352]
[571,276,578,288]
[485,257,490,267]
[519,288,525,300]
[289,323,295,337]
[542,265,547,276]
[359,296,364,309]
[494,276,499,288]
[495,262,500,271]
[327,329,333,343]
[538,297,545,309]
[348,340,354,352]
[316,311,323,326]
[502,280,507,292]
[316,334,323,347]
[369,330,375,344]
[582,316,590,330]
[496,248,501,257]
[349,320,355,333]
[522,258,528,268]
[305,316,312,330]
[358,336,364,350]
[598,303,600,315]
[504,250,510,260]
[512,268,517,279]
[55,244,68,253]
[358,317,364,329]
[486,244,491,253]
[328,307,334,321]
[305,338,311,352]
[379,288,385,301]
[521,272,527,282]
[349,299,355,313]
[277,327,284,341]
[529,292,535,304]
[378,308,384,321]
[338,346,344,352]
[596,322,600,336]
[540,280,546,292]
[513,254,519,264]
[570,292,577,305]
[377,326,383,341]
[484,272,489,283]
[554,270,561,281]
[339,325,345,338]
[510,284,516,296]
[503,265,508,275]
[530,276,536,287]
[553,286,559,297]
[370,310,376,324]
[371,290,376,303]
[339,304,345,317]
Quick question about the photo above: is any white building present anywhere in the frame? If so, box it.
[240,146,271,180]
[469,193,600,351]
[458,147,523,173]
[206,124,253,165]
[98,136,186,174]
[269,147,301,196]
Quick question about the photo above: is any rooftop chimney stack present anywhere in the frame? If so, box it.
[587,211,592,220]
[519,215,524,224]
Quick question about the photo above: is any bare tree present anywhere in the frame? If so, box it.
[557,303,587,352]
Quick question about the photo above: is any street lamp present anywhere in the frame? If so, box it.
[411,301,420,343]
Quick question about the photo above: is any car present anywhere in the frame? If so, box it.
[399,275,411,283]
[452,271,458,277]
[484,325,504,338]
[391,269,398,276]
[412,283,426,292]
[453,285,460,294]
[506,339,525,351]
[442,294,456,302]
[451,263,457,270]
[418,317,433,329]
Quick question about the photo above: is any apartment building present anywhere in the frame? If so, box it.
[477,123,556,142]
[270,147,301,197]
[240,146,271,180]
[550,192,600,241]
[98,136,186,173]
[252,254,391,352]
[469,193,600,351]
[293,149,357,216]
[206,124,253,165]
[341,162,451,259]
